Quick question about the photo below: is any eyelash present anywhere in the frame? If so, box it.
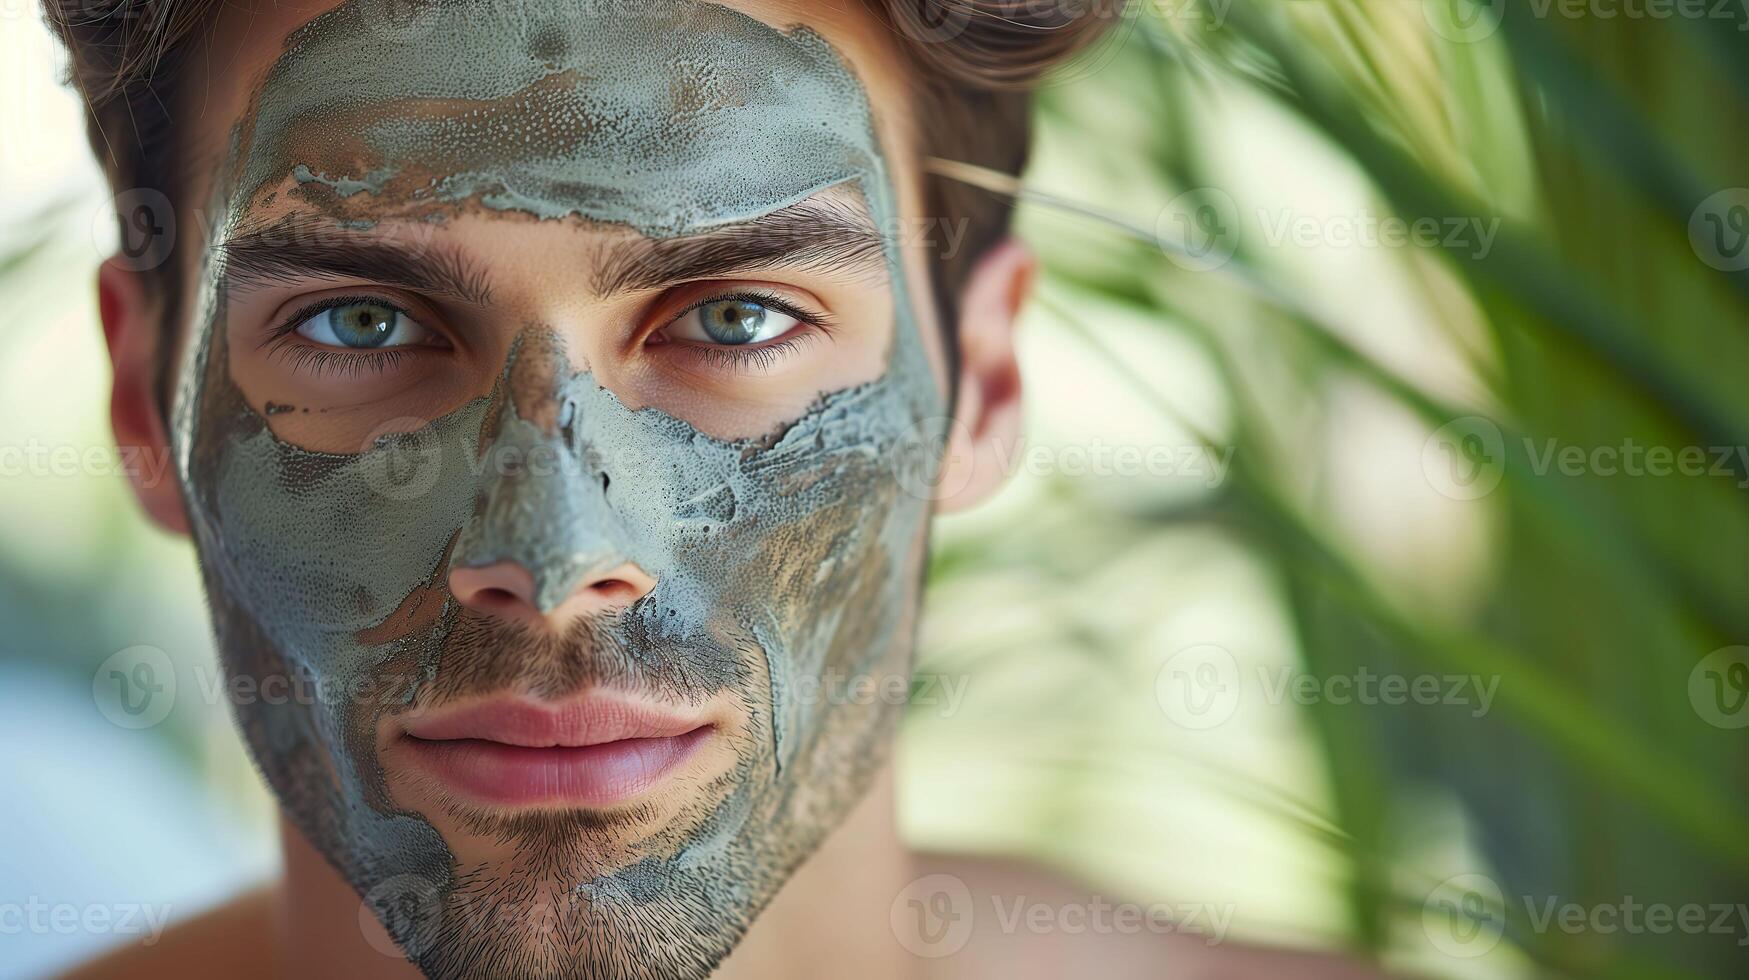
[260,288,834,378]
[661,289,835,373]
[270,344,418,378]
[260,294,429,377]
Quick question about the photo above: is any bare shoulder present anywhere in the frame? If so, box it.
[911,853,1390,980]
[57,886,274,980]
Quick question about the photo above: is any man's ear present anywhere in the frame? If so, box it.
[98,257,189,535]
[933,238,1034,515]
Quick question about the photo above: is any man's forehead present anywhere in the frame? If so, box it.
[214,0,898,240]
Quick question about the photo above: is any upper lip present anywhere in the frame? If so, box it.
[399,693,709,748]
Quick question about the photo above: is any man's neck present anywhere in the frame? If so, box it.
[717,768,917,980]
[274,767,917,979]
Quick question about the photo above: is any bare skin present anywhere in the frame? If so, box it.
[63,769,1383,980]
[81,1,1391,977]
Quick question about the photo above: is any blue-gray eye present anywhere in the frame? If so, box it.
[294,301,430,349]
[671,299,800,346]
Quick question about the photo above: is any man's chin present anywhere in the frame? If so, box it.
[366,746,767,980]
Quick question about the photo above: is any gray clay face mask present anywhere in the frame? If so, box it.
[172,2,946,978]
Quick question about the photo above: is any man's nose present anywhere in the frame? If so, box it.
[446,329,655,634]
[449,559,657,633]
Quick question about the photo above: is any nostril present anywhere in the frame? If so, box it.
[590,579,641,605]
[452,561,654,628]
[472,587,524,611]
[449,563,540,619]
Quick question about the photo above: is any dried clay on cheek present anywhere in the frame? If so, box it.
[171,0,946,974]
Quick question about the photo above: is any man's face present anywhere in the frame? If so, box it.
[169,2,952,977]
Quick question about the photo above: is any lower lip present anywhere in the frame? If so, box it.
[399,726,713,808]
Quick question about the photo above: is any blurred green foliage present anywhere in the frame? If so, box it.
[912,1,1749,977]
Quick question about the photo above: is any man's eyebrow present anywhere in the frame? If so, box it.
[591,198,887,295]
[217,218,495,306]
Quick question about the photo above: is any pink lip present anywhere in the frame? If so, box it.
[397,695,713,807]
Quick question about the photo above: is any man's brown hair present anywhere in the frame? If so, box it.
[45,0,1122,382]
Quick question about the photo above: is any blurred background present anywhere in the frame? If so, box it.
[3,1,1747,977]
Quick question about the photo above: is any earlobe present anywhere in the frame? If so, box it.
[99,257,189,535]
[932,238,1034,515]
